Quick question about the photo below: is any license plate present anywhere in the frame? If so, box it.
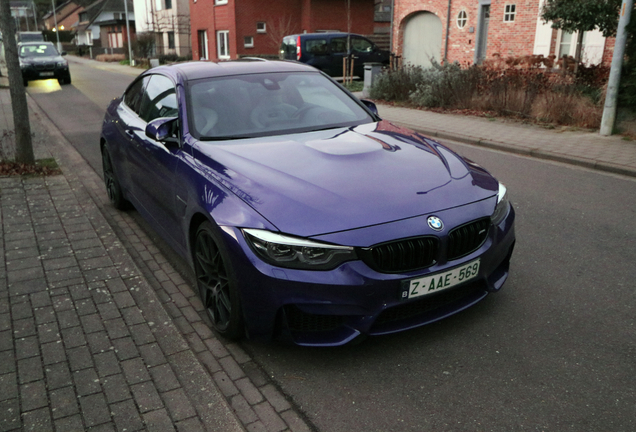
[40,72,54,77]
[400,259,480,300]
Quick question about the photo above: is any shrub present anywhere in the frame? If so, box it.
[369,66,425,101]
[133,32,156,59]
[157,53,192,64]
[95,54,126,62]
[409,61,482,109]
[369,60,606,128]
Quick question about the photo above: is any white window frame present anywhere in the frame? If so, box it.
[504,4,516,22]
[198,30,208,59]
[215,0,228,4]
[257,22,266,33]
[86,30,93,45]
[244,36,254,48]
[217,30,230,59]
[457,10,467,29]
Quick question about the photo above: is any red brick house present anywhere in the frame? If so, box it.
[42,1,85,32]
[392,0,615,68]
[190,0,377,61]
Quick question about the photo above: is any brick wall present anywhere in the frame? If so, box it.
[393,0,615,67]
[191,0,376,61]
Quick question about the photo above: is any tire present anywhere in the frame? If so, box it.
[101,146,130,210]
[58,76,71,85]
[193,221,244,339]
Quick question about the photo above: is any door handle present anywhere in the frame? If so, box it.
[125,129,135,138]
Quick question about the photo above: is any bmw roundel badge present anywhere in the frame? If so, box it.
[427,216,444,231]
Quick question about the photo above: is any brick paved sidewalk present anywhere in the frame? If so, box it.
[1,85,315,430]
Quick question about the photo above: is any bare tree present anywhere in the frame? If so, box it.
[0,0,35,165]
[266,16,298,53]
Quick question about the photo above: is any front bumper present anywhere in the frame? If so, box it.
[222,205,516,346]
[21,65,70,82]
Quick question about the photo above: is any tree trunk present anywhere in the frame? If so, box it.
[574,30,585,75]
[0,0,35,165]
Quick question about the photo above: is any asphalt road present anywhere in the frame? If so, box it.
[29,58,636,431]
[27,57,135,175]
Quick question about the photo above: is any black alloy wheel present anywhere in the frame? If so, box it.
[193,222,243,339]
[101,146,129,210]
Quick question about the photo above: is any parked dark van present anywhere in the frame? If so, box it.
[17,32,45,43]
[280,32,389,78]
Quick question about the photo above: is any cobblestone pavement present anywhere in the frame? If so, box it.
[1,85,315,432]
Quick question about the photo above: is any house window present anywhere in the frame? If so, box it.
[559,31,573,57]
[457,10,467,29]
[198,30,208,59]
[165,0,172,9]
[113,12,120,20]
[86,30,93,45]
[79,12,87,22]
[215,0,228,4]
[504,4,516,22]
[244,36,254,48]
[257,22,266,33]
[217,30,230,59]
[167,32,175,49]
[155,0,162,11]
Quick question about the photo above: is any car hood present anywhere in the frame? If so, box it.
[20,55,63,65]
[192,121,499,237]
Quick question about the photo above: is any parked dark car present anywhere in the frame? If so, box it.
[100,59,515,346]
[280,32,390,77]
[19,41,71,86]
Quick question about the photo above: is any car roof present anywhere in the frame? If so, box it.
[289,32,364,39]
[18,41,54,46]
[146,59,320,81]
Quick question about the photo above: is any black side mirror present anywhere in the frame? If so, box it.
[145,116,179,145]
[360,99,379,116]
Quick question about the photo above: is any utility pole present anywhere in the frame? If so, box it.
[600,0,633,136]
[51,0,61,52]
[0,0,35,165]
[123,0,133,64]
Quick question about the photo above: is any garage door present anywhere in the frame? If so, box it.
[403,12,443,69]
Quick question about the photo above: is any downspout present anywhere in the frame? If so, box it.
[389,0,394,53]
[444,0,451,63]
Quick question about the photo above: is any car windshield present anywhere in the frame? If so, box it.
[20,44,58,57]
[187,71,374,140]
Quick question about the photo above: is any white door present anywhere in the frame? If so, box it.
[403,12,443,68]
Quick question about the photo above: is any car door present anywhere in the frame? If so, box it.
[328,36,348,77]
[350,36,382,77]
[111,75,150,196]
[127,74,185,247]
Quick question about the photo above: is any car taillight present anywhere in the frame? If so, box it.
[296,37,301,61]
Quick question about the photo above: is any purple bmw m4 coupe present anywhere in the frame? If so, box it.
[100,59,515,346]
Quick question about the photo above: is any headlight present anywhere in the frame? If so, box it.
[491,183,510,225]
[243,228,357,270]
[56,61,67,67]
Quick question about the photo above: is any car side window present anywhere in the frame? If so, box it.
[139,75,178,123]
[123,77,147,115]
[330,38,347,54]
[305,39,328,56]
[351,37,373,53]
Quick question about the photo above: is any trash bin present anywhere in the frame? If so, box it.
[363,62,383,98]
